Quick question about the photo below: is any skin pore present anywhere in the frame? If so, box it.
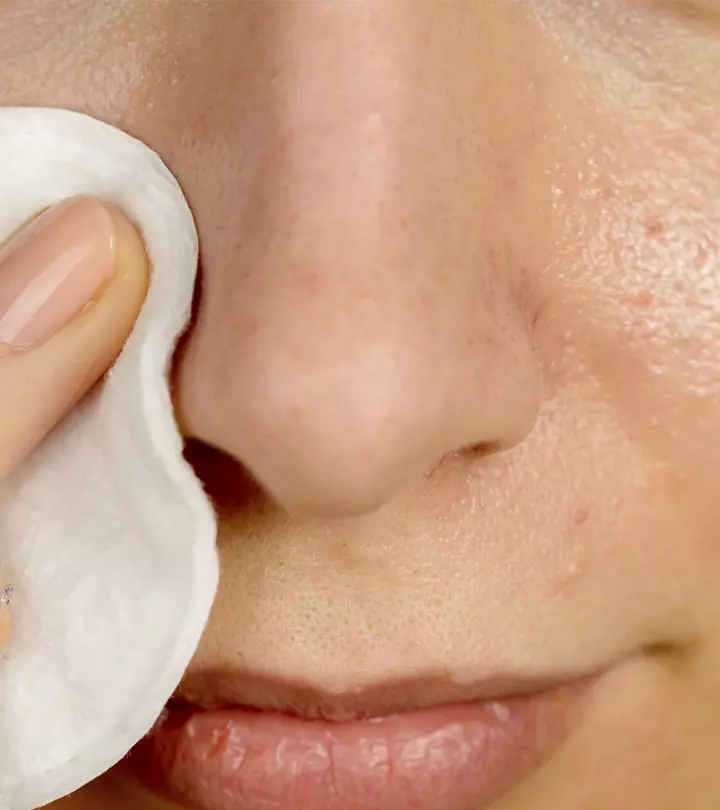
[1,0,718,807]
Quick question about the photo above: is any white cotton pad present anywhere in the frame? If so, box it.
[0,108,219,809]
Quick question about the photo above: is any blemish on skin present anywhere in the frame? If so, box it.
[573,506,591,526]
[644,218,665,238]
[629,290,655,309]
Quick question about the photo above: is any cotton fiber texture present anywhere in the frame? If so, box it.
[0,108,219,809]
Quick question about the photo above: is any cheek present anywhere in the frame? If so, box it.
[0,0,88,57]
[0,1,161,127]
[531,0,720,399]
[518,12,720,628]
[531,17,720,429]
[583,128,720,421]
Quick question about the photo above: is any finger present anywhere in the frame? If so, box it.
[0,196,149,478]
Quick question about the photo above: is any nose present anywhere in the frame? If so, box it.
[173,4,541,517]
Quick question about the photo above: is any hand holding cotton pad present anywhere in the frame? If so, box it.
[0,108,219,809]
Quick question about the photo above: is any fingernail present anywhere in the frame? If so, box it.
[0,197,116,350]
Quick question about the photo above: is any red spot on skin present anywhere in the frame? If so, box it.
[547,510,594,598]
[645,218,664,238]
[630,291,654,309]
[573,506,590,526]
[529,299,547,332]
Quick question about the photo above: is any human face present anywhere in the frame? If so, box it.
[3,1,719,808]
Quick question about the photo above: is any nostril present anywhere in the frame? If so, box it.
[424,442,503,481]
[183,440,268,517]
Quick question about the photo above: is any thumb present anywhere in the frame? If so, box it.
[0,196,149,477]
[0,196,149,645]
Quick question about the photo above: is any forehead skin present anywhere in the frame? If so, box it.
[2,2,719,809]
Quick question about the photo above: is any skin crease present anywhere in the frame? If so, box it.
[0,0,717,807]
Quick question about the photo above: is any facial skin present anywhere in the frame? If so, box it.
[1,0,718,807]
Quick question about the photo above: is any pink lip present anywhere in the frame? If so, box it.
[121,682,588,810]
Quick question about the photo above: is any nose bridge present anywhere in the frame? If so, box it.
[268,0,421,137]
[204,0,452,352]
[246,2,439,266]
[174,4,542,517]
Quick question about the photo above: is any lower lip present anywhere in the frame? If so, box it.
[121,684,587,810]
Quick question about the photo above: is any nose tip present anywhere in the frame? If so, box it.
[178,338,439,518]
[243,414,433,519]
[229,365,463,518]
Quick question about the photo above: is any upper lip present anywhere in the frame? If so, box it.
[171,668,590,722]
